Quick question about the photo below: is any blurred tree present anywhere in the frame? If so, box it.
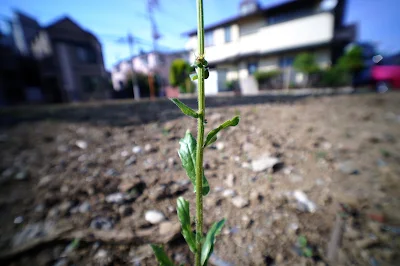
[169,59,194,93]
[337,45,364,72]
[293,53,320,87]
[336,45,364,87]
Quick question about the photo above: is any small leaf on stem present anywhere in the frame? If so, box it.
[178,131,210,195]
[204,116,240,147]
[177,197,196,253]
[201,219,226,266]
[150,244,176,266]
[190,73,198,81]
[170,99,198,118]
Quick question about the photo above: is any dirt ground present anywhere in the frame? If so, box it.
[0,93,399,266]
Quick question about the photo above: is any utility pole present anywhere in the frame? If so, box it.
[147,0,161,99]
[127,33,141,100]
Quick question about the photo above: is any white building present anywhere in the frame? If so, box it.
[111,50,189,93]
[184,0,356,94]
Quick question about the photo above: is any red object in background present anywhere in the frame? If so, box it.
[371,65,400,89]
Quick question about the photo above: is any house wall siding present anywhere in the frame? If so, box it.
[186,12,334,64]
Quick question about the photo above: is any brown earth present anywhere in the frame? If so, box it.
[0,93,399,266]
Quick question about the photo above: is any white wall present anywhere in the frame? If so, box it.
[185,13,334,64]
[259,13,333,53]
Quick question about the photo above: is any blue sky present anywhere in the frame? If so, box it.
[1,0,399,69]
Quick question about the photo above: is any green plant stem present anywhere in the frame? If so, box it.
[195,0,205,265]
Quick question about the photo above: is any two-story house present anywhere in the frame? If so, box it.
[184,0,356,94]
[31,17,109,102]
[111,50,189,94]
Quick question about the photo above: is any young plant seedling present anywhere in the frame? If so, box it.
[297,235,313,258]
[151,0,239,265]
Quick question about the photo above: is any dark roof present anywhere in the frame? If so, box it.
[46,16,99,42]
[13,9,40,27]
[183,0,320,36]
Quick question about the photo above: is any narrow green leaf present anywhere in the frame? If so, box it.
[176,197,196,253]
[201,219,226,266]
[178,131,210,195]
[150,244,176,266]
[204,116,240,147]
[170,98,198,118]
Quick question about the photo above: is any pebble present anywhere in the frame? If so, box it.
[222,189,237,198]
[337,161,359,175]
[132,146,142,154]
[251,155,280,172]
[14,216,24,224]
[144,143,156,152]
[94,249,111,266]
[144,210,165,224]
[78,202,91,213]
[276,253,284,263]
[124,156,137,166]
[216,142,225,150]
[224,173,235,187]
[167,157,176,167]
[241,162,251,169]
[15,170,29,180]
[105,193,126,204]
[293,190,317,213]
[120,150,130,157]
[90,217,113,230]
[38,175,52,187]
[105,168,119,177]
[75,140,88,149]
[231,196,249,208]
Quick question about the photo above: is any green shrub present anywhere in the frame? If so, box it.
[225,79,238,91]
[319,66,351,87]
[169,59,194,93]
[293,53,320,74]
[337,45,364,73]
[254,70,281,83]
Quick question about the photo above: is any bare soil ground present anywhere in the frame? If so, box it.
[0,93,399,266]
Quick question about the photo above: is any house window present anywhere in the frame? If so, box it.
[247,62,258,75]
[205,31,214,47]
[279,56,294,68]
[76,45,96,64]
[267,7,314,25]
[224,26,231,43]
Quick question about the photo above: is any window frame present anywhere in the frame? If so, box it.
[224,26,232,43]
[204,31,214,47]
